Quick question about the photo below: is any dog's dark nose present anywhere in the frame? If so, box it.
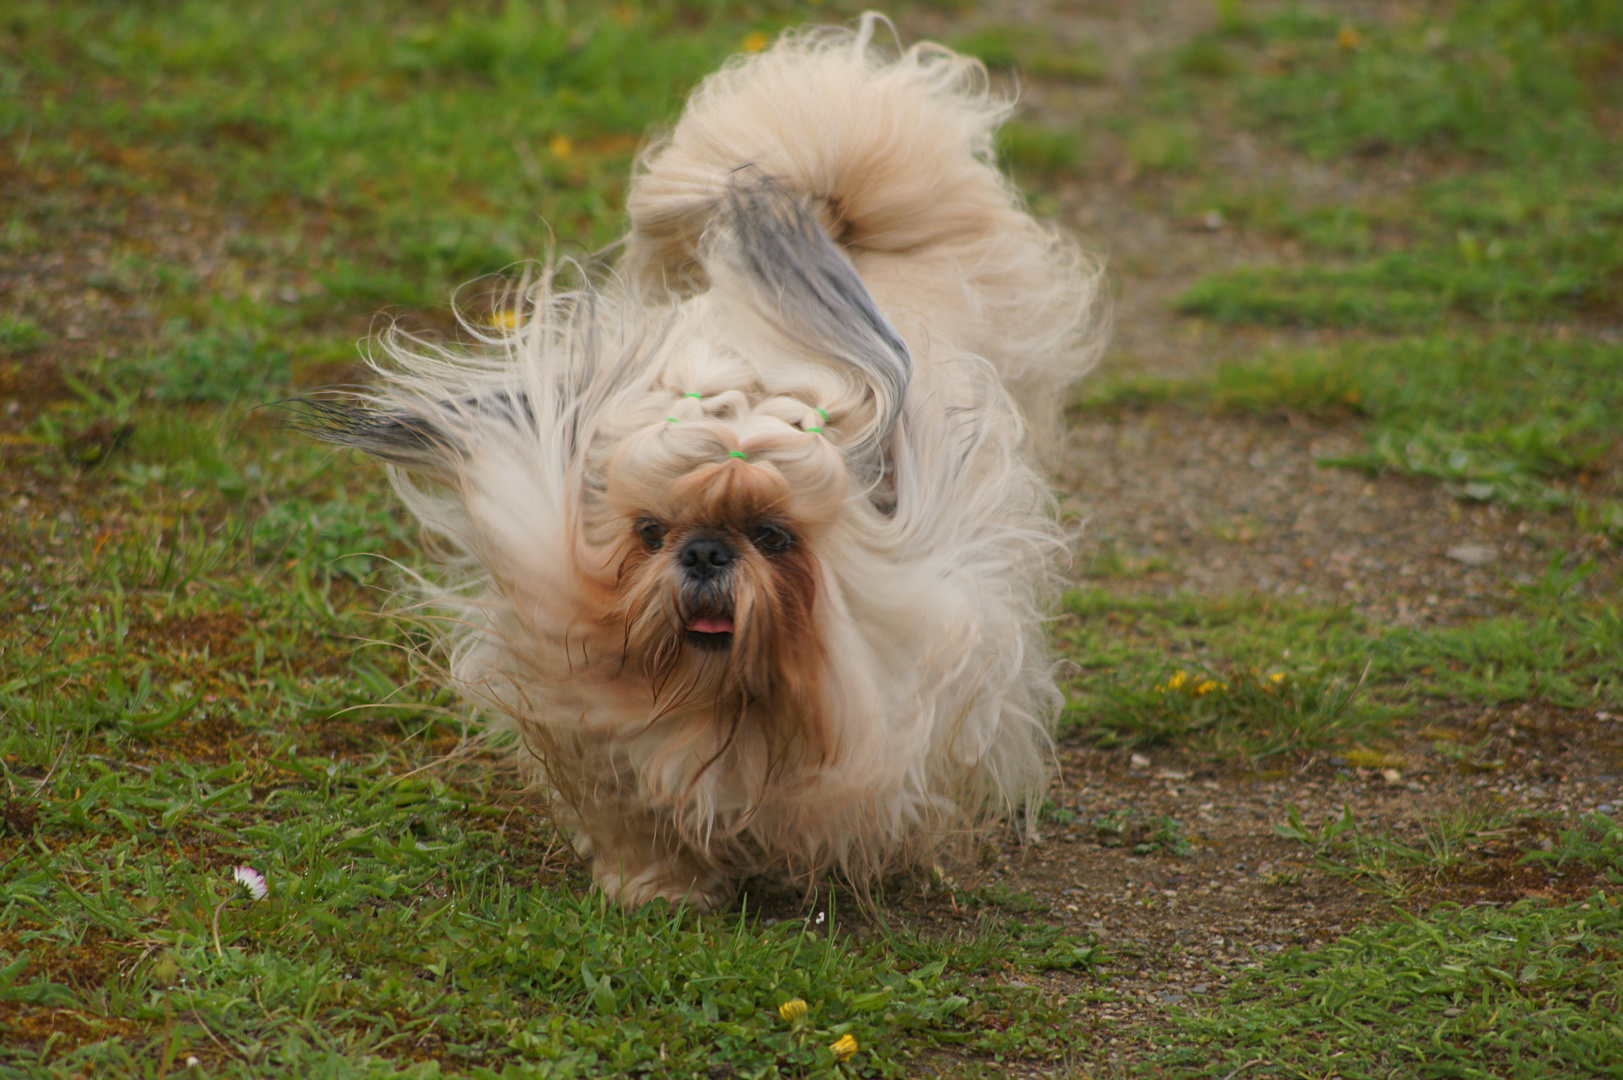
[679,535,735,578]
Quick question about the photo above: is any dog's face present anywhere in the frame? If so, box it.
[602,391,850,757]
[305,184,914,766]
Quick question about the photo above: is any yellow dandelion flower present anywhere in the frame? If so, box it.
[1166,670,1187,691]
[491,309,522,330]
[742,30,771,52]
[1194,679,1224,696]
[1337,25,1363,49]
[778,998,808,1022]
[829,1034,858,1061]
[549,134,574,159]
[1270,672,1286,683]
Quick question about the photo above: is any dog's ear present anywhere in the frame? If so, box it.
[717,181,912,467]
[295,391,533,475]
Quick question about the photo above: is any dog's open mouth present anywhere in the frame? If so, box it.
[684,613,735,650]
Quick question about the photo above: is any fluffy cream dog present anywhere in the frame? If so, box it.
[310,15,1103,909]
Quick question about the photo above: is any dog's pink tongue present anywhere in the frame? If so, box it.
[687,616,734,634]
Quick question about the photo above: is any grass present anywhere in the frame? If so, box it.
[1157,809,1623,1077]
[1057,585,1623,760]
[1276,801,1623,902]
[3,0,1622,1075]
[1154,0,1623,537]
[950,24,1106,82]
[1153,894,1623,1079]
[1087,811,1195,858]
[1210,332,1623,530]
[0,748,1088,1077]
[1077,327,1623,539]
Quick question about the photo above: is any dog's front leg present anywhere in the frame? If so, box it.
[575,814,735,912]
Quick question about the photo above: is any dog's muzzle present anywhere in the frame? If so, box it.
[679,535,735,580]
[679,534,736,649]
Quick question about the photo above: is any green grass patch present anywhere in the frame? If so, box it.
[1059,587,1623,758]
[1059,590,1386,758]
[1208,331,1623,525]
[0,742,1090,1077]
[1168,0,1622,540]
[1125,120,1199,176]
[1153,894,1623,1079]
[1528,813,1623,883]
[1278,802,1623,903]
[998,121,1084,174]
[1177,177,1623,328]
[952,24,1106,82]
[1233,2,1620,164]
[1088,810,1195,858]
[0,315,47,354]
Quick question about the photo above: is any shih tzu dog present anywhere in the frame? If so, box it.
[308,15,1103,910]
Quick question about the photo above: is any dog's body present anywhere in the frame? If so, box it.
[314,17,1103,909]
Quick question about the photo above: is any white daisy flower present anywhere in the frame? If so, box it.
[231,866,268,901]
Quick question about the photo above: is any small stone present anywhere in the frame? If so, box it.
[1130,753,1151,770]
[1446,543,1497,566]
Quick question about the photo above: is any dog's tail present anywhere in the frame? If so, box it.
[628,14,1022,277]
[625,14,1105,444]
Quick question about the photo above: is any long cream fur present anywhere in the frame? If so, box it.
[319,15,1105,909]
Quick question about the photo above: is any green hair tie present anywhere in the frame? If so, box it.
[666,417,679,423]
[684,392,703,399]
[805,426,823,434]
[728,451,748,460]
[815,407,829,421]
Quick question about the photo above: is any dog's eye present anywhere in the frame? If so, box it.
[749,522,795,555]
[636,518,667,550]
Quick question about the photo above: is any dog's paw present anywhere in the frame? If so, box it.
[595,859,734,912]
